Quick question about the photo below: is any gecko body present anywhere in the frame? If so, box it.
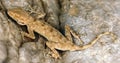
[7,8,117,59]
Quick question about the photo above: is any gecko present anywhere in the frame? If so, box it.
[7,8,117,59]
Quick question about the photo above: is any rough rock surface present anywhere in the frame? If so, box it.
[0,0,119,63]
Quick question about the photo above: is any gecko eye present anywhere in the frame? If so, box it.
[17,21,25,25]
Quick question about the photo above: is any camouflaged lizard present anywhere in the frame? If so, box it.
[7,8,117,59]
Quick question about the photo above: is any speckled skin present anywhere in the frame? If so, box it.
[7,8,117,59]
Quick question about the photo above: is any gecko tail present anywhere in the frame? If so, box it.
[74,32,117,50]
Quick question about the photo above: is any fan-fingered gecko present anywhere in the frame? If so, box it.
[7,8,117,59]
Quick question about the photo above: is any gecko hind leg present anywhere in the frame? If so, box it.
[65,25,84,45]
[46,41,61,59]
[65,25,72,42]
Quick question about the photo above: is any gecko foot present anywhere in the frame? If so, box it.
[46,41,61,59]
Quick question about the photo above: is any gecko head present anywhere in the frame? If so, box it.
[7,8,34,25]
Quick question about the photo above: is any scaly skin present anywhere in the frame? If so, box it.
[7,8,117,59]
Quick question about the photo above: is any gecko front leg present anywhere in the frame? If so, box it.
[21,26,35,39]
